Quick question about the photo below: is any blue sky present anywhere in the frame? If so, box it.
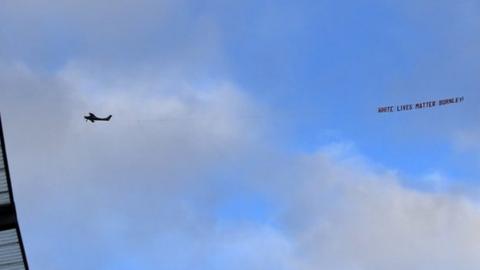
[1,1,480,269]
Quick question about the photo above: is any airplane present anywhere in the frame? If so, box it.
[84,113,112,123]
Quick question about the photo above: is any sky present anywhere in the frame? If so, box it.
[1,1,480,269]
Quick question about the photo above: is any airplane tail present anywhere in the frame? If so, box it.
[106,115,112,121]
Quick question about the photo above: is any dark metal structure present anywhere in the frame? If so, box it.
[0,117,29,269]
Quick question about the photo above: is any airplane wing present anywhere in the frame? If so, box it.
[89,113,95,117]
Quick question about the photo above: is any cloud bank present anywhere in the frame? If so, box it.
[0,64,479,269]
[1,1,480,269]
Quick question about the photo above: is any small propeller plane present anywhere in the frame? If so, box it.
[84,113,112,123]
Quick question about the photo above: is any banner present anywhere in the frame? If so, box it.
[378,96,464,113]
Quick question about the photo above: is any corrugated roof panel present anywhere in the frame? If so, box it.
[0,171,7,195]
[0,230,17,244]
[0,244,23,264]
[0,264,24,270]
[0,118,28,269]
[0,146,9,204]
[0,230,24,270]
[0,194,9,206]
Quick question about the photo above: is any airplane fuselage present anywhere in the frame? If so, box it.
[84,114,112,123]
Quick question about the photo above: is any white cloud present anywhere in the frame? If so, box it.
[2,62,480,270]
[274,150,480,270]
[0,63,273,269]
